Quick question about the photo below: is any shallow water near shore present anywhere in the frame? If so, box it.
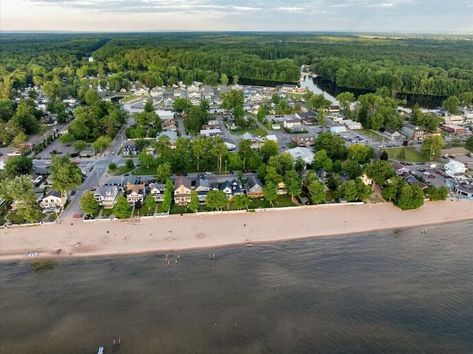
[1,221,473,353]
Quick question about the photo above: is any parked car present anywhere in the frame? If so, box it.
[73,213,82,219]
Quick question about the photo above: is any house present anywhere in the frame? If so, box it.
[384,129,403,141]
[401,123,426,141]
[292,136,315,147]
[192,174,212,202]
[149,182,166,202]
[94,185,120,209]
[174,176,192,206]
[39,191,66,212]
[330,125,347,134]
[162,119,177,132]
[285,147,315,165]
[296,111,317,125]
[241,132,255,141]
[200,128,223,137]
[283,119,302,130]
[440,124,467,135]
[125,179,146,205]
[219,179,244,199]
[157,131,178,146]
[277,181,287,195]
[444,160,467,177]
[344,120,362,130]
[246,175,264,198]
[453,184,473,199]
[123,142,139,156]
[392,162,410,176]
[441,147,471,158]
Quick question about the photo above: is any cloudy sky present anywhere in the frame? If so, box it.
[1,0,472,33]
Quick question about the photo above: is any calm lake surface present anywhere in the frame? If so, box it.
[1,221,473,354]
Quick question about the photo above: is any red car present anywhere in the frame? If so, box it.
[73,213,82,219]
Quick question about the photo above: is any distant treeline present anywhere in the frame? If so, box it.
[1,33,473,99]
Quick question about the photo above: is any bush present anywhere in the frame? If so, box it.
[108,162,117,170]
[126,159,135,169]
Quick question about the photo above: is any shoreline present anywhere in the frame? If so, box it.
[1,201,472,262]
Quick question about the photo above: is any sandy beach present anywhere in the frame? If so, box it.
[0,201,472,261]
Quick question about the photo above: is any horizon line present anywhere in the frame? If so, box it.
[2,30,473,36]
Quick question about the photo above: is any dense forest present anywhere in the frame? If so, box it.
[1,33,473,99]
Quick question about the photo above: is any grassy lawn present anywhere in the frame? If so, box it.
[386,147,427,162]
[246,195,296,209]
[231,127,267,136]
[111,165,135,176]
[101,208,114,218]
[132,166,156,175]
[358,129,384,142]
[170,204,192,215]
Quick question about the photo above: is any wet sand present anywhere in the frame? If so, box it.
[0,201,472,261]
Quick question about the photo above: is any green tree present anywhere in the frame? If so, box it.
[50,156,83,201]
[156,162,172,183]
[206,190,228,211]
[347,144,373,164]
[92,135,112,153]
[139,152,155,170]
[395,184,424,210]
[365,160,395,186]
[342,160,362,179]
[428,186,448,201]
[231,194,250,210]
[443,96,460,115]
[466,136,473,152]
[339,180,358,202]
[337,92,355,114]
[227,153,243,172]
[161,179,174,212]
[188,190,200,213]
[126,159,135,169]
[173,97,192,113]
[314,133,347,160]
[220,73,229,86]
[0,175,40,222]
[141,195,157,215]
[4,156,32,178]
[285,169,302,200]
[113,195,132,219]
[422,135,444,161]
[307,180,326,205]
[80,191,100,217]
[73,140,87,151]
[263,181,278,207]
[313,149,333,172]
[260,140,278,163]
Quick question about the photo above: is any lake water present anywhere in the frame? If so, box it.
[1,221,473,353]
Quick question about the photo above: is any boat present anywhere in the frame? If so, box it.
[97,346,104,354]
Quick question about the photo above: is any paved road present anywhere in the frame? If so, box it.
[60,126,127,220]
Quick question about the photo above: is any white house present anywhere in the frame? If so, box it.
[39,192,66,212]
[330,125,347,134]
[444,160,467,177]
[94,185,120,209]
[285,147,315,165]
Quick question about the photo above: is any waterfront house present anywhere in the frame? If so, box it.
[246,176,264,198]
[125,179,146,206]
[94,185,120,209]
[174,176,192,206]
[149,182,166,202]
[39,191,66,212]
[219,179,244,199]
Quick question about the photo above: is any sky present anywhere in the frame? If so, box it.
[1,0,473,34]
